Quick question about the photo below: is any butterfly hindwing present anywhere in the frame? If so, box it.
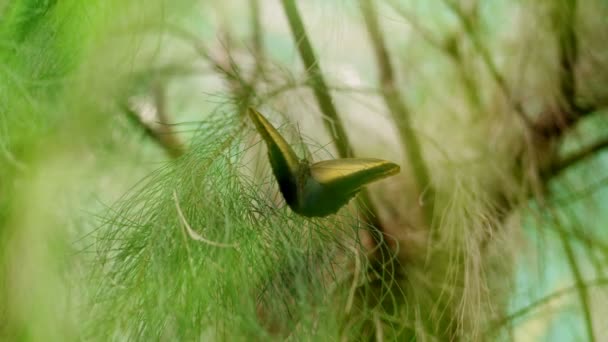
[295,158,400,216]
[248,108,302,206]
[309,158,400,188]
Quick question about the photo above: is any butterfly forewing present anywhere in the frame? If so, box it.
[309,158,400,189]
[248,108,302,206]
[294,158,400,217]
[248,108,301,174]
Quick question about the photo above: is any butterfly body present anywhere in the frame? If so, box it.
[248,108,400,217]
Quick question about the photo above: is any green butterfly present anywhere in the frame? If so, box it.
[248,108,400,217]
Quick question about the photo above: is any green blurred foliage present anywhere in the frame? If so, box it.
[0,0,607,341]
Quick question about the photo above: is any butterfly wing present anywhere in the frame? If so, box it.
[296,158,400,216]
[310,158,400,187]
[248,108,302,206]
[249,108,400,217]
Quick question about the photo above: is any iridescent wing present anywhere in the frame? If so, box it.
[310,158,400,187]
[248,108,302,206]
[249,108,401,217]
[296,158,400,217]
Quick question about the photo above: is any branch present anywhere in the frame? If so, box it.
[123,85,185,159]
[280,0,352,158]
[151,81,186,157]
[250,0,265,80]
[444,0,534,129]
[361,0,435,223]
[173,190,239,248]
[557,0,579,110]
[281,0,396,263]
[546,134,608,177]
[388,1,483,113]
[163,24,252,109]
[385,0,446,52]
[488,277,608,334]
[531,104,595,140]
[531,0,583,140]
[557,226,596,342]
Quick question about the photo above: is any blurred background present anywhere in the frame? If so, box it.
[1,0,607,340]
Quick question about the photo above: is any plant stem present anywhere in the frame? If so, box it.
[250,0,264,80]
[361,0,434,223]
[547,134,608,177]
[280,0,352,158]
[280,0,393,263]
[557,0,578,111]
[488,278,608,335]
[557,227,596,342]
[444,1,534,129]
[123,82,185,160]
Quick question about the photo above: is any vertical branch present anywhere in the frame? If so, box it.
[444,1,534,129]
[123,80,185,159]
[390,0,482,113]
[280,0,392,262]
[524,1,595,141]
[557,227,596,342]
[151,81,186,158]
[546,7,594,338]
[280,0,352,158]
[361,0,434,223]
[556,0,578,110]
[386,1,481,112]
[250,0,262,52]
[250,0,264,79]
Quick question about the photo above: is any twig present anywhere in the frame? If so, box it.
[163,24,248,99]
[547,135,608,177]
[386,0,446,52]
[280,0,352,158]
[556,224,596,342]
[123,94,184,159]
[488,278,608,333]
[373,310,384,342]
[539,1,606,179]
[387,1,482,112]
[250,0,265,80]
[531,0,585,139]
[173,190,238,248]
[444,1,534,129]
[345,246,362,314]
[361,0,435,223]
[532,105,596,140]
[280,0,393,260]
[548,173,608,206]
[152,80,185,157]
[556,0,579,111]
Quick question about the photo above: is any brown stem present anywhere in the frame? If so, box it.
[531,0,583,140]
[557,221,596,342]
[488,277,608,335]
[280,0,395,275]
[557,0,579,110]
[280,0,352,158]
[546,133,608,178]
[123,94,185,159]
[250,0,265,80]
[361,0,435,224]
[444,0,534,129]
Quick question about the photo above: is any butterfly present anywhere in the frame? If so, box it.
[248,108,400,217]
